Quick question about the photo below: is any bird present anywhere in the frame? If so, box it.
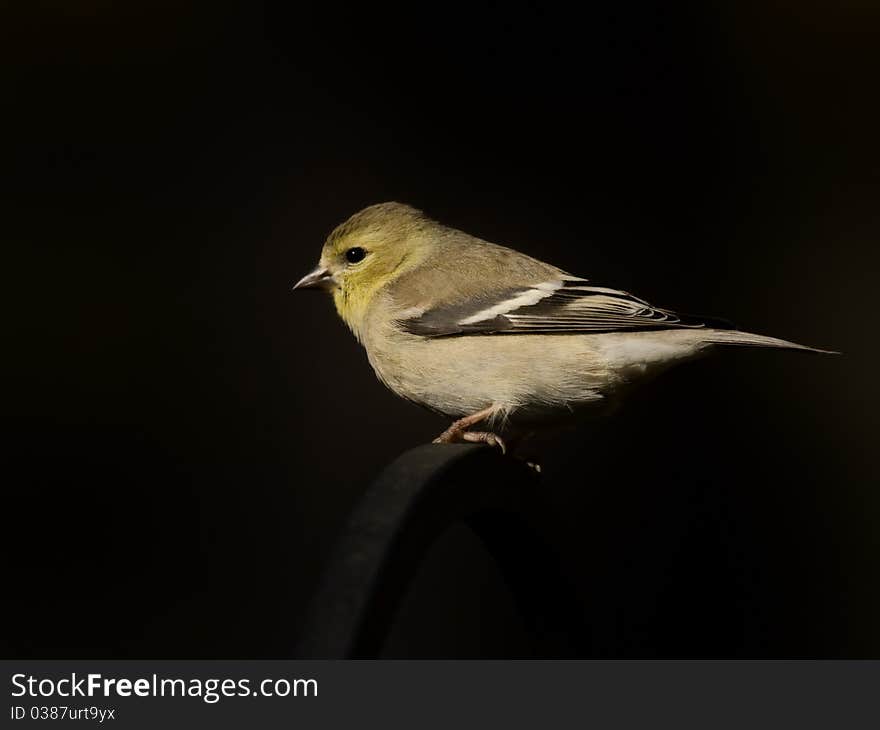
[292,202,832,454]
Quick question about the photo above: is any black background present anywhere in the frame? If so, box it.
[4,1,879,657]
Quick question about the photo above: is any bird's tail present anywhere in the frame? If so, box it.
[702,329,837,355]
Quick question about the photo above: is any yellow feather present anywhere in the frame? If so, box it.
[333,268,399,341]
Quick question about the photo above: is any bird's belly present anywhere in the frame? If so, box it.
[364,333,613,421]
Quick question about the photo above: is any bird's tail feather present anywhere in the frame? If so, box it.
[703,329,837,355]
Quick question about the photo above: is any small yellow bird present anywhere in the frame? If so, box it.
[294,202,831,453]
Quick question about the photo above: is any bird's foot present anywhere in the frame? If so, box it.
[460,430,506,454]
[433,428,506,455]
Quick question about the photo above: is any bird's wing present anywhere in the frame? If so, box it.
[398,276,731,337]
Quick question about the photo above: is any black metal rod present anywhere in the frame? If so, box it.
[295,444,590,658]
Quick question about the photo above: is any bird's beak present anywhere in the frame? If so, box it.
[292,266,334,291]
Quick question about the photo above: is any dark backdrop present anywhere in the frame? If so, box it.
[4,1,878,657]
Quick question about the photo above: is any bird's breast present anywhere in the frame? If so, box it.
[359,320,612,421]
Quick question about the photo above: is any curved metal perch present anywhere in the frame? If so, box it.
[295,444,590,658]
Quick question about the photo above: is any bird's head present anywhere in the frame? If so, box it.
[293,202,434,331]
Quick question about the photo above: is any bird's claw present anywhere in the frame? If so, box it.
[433,429,506,455]
[460,430,506,454]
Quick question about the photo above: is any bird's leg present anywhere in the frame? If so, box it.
[433,406,505,453]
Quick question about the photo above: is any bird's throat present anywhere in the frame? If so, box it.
[333,283,374,342]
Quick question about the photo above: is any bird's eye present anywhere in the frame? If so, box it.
[345,247,367,264]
